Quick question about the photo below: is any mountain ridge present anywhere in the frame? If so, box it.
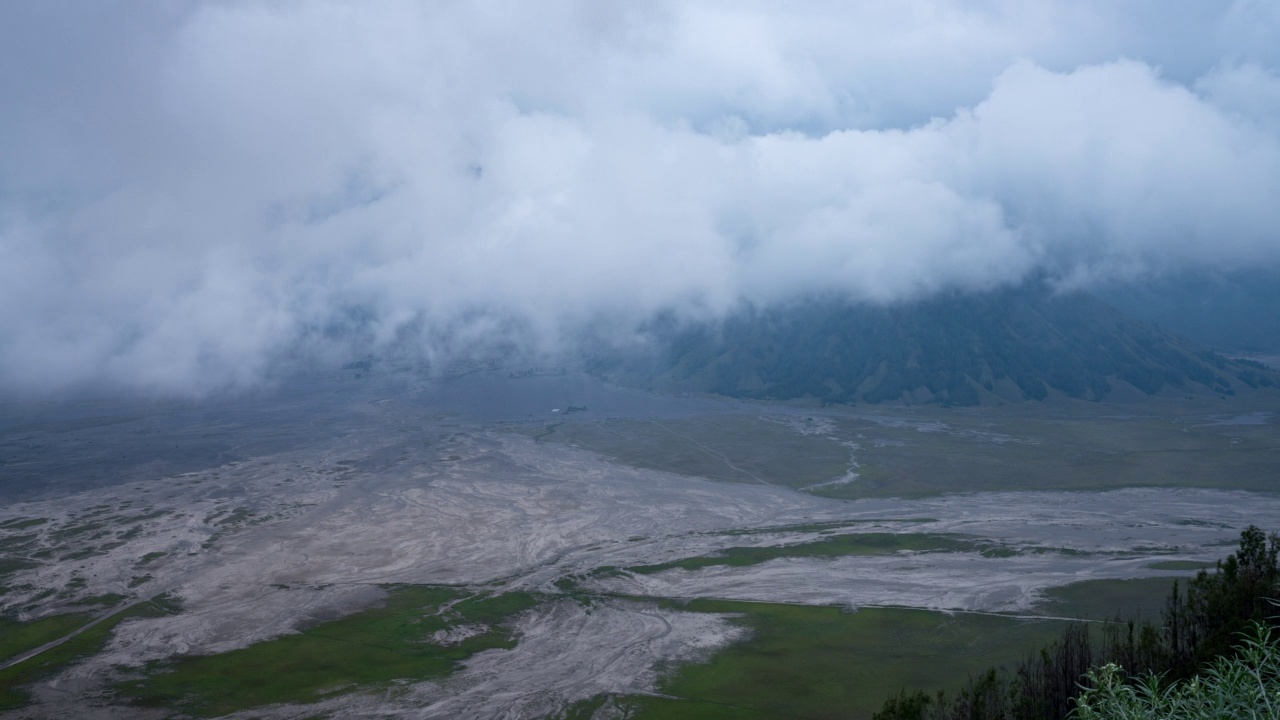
[590,283,1277,406]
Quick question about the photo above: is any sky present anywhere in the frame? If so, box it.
[2,1,1279,396]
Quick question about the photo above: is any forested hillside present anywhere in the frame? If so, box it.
[594,282,1276,405]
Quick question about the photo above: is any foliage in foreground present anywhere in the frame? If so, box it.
[873,525,1280,720]
[1075,622,1280,720]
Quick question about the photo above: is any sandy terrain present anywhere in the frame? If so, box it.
[3,375,1278,718]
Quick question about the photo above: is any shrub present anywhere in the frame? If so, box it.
[1073,622,1280,720]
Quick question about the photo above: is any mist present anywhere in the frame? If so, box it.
[3,1,1279,396]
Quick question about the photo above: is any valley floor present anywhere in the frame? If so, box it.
[1,372,1278,718]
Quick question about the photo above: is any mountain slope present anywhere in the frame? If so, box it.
[1098,268,1280,353]
[593,283,1277,405]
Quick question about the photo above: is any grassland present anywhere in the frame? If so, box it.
[0,612,93,666]
[0,559,38,577]
[1148,560,1216,571]
[619,600,1069,720]
[515,415,852,489]
[117,586,540,717]
[709,518,938,537]
[0,518,47,531]
[523,396,1280,499]
[0,598,177,711]
[569,575,1194,720]
[627,533,989,575]
[1036,576,1184,622]
[821,405,1280,499]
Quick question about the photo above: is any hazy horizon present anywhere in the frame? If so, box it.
[3,1,1280,397]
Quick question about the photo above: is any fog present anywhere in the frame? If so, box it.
[2,1,1279,396]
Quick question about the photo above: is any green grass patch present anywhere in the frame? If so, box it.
[69,593,128,608]
[711,518,939,537]
[1036,576,1181,622]
[111,509,169,525]
[543,398,1280,499]
[214,507,253,527]
[115,525,143,541]
[0,518,47,531]
[1148,560,1216,571]
[144,593,184,616]
[117,586,540,717]
[47,521,106,542]
[0,559,38,577]
[537,415,852,489]
[623,600,1067,720]
[59,547,106,562]
[0,534,38,552]
[0,613,93,665]
[0,599,174,711]
[628,533,983,575]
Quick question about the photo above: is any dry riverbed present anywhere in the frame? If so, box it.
[2,374,1278,718]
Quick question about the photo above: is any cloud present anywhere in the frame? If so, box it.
[1,1,1278,395]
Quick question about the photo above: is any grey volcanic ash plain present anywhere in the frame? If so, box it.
[2,371,1278,718]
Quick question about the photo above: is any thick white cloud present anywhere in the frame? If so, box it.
[1,1,1278,395]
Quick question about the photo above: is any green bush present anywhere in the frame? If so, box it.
[872,526,1280,720]
[1074,622,1280,720]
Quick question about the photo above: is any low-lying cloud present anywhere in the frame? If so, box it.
[2,1,1279,395]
